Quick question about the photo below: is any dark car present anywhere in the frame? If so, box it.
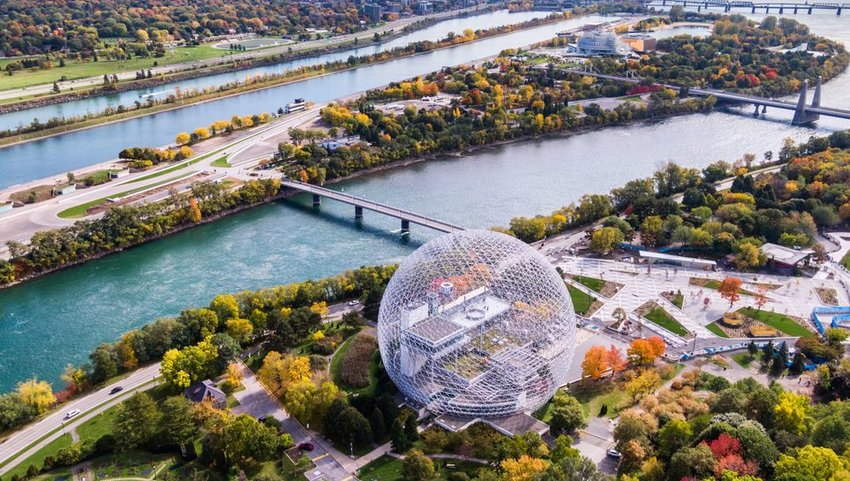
[109,386,123,395]
[298,442,314,452]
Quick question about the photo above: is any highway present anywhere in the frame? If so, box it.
[0,364,161,475]
[0,6,490,102]
[0,106,322,255]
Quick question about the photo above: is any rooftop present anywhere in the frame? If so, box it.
[760,243,811,265]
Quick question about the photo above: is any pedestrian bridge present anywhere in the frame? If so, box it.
[279,179,465,234]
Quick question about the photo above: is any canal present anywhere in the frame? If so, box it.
[0,11,600,190]
[0,11,848,391]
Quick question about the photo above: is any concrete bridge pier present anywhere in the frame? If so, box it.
[312,194,321,207]
[838,7,842,15]
[762,105,767,114]
[779,6,784,13]
[401,219,410,235]
[808,6,813,13]
[355,205,363,220]
[753,104,760,116]
[794,5,799,12]
[792,77,821,125]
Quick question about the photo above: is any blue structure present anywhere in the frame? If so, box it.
[811,306,850,335]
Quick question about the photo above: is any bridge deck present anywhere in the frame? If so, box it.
[546,67,850,121]
[280,179,465,233]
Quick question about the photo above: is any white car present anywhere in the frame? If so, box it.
[347,300,360,306]
[64,409,81,419]
[607,449,622,459]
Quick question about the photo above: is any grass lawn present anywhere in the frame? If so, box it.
[700,279,756,296]
[842,250,850,270]
[732,352,755,368]
[357,455,483,481]
[210,156,231,168]
[738,307,815,338]
[567,283,595,315]
[669,293,684,309]
[706,322,730,338]
[572,275,605,293]
[645,307,689,336]
[76,404,119,444]
[5,434,72,479]
[565,381,628,419]
[0,45,231,92]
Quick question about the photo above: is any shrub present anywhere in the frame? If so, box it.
[340,334,378,388]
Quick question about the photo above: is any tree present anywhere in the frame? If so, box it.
[606,345,627,374]
[193,127,211,140]
[90,343,119,383]
[812,414,850,454]
[114,392,160,450]
[160,338,219,388]
[391,418,410,452]
[257,352,311,399]
[624,369,661,401]
[159,396,198,447]
[775,445,850,481]
[668,445,717,481]
[16,379,55,415]
[209,294,239,322]
[404,413,419,443]
[549,392,586,435]
[402,449,435,481]
[221,414,281,466]
[657,418,691,459]
[333,407,372,450]
[226,318,253,344]
[718,277,742,307]
[774,391,811,435]
[581,346,608,380]
[589,227,624,255]
[500,455,549,481]
[0,393,36,431]
[175,132,191,145]
[628,337,665,365]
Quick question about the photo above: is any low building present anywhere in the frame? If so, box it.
[414,1,433,14]
[320,135,362,151]
[364,4,383,22]
[760,243,811,274]
[620,34,657,53]
[54,184,76,195]
[184,379,227,409]
[638,250,717,270]
[569,31,625,56]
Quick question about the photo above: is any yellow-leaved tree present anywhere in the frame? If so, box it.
[17,379,56,414]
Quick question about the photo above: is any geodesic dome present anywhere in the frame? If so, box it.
[377,230,577,418]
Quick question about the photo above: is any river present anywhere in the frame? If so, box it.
[0,11,848,391]
[0,11,597,190]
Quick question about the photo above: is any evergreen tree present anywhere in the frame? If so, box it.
[404,414,419,442]
[369,408,386,441]
[391,418,409,452]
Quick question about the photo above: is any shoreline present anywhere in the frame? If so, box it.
[0,12,569,150]
[0,106,713,292]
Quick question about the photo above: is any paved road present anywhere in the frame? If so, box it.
[0,363,161,475]
[0,107,321,255]
[0,6,489,102]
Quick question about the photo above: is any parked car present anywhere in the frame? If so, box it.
[347,300,360,306]
[607,449,622,459]
[65,409,81,419]
[109,386,123,395]
[298,442,315,452]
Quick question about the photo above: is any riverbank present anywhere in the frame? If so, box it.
[0,11,574,149]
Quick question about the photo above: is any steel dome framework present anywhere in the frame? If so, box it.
[377,230,577,418]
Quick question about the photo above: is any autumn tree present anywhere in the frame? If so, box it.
[607,345,627,374]
[589,227,624,255]
[718,277,742,308]
[257,351,311,399]
[500,455,549,481]
[628,337,666,365]
[581,346,609,380]
[175,132,191,145]
[402,449,434,481]
[16,379,56,414]
[160,337,219,388]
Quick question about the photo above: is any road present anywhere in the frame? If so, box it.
[0,6,490,102]
[0,106,322,255]
[0,363,161,475]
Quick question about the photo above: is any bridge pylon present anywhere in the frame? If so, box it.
[792,77,821,125]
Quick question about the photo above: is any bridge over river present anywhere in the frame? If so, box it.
[644,0,849,14]
[538,65,850,125]
[279,179,465,234]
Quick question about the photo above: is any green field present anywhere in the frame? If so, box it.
[669,292,684,309]
[76,405,120,444]
[842,250,850,270]
[706,322,730,338]
[329,331,379,396]
[644,307,688,336]
[210,156,231,168]
[738,307,815,338]
[567,283,596,315]
[572,275,605,293]
[0,45,231,92]
[731,352,755,368]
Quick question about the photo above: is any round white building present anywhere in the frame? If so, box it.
[377,230,577,418]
